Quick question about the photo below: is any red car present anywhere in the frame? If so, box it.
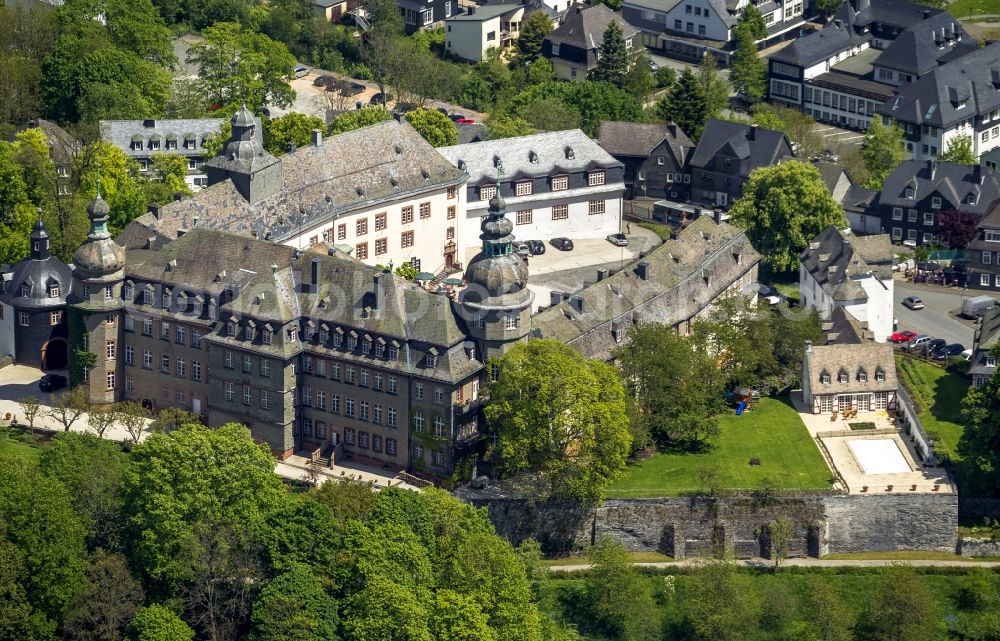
[890,330,918,343]
[454,117,476,125]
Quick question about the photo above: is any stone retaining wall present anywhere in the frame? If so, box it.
[958,538,1000,557]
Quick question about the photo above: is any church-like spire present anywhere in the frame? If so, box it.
[480,169,515,258]
[86,179,112,240]
[30,206,50,261]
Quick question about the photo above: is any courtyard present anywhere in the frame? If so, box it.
[606,397,834,498]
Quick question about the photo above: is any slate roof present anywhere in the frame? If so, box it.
[689,119,791,174]
[99,118,255,159]
[770,20,868,68]
[874,12,974,76]
[878,160,1000,217]
[848,233,895,267]
[456,123,488,145]
[124,228,479,381]
[804,342,898,394]
[801,226,876,302]
[843,184,879,213]
[544,4,640,50]
[530,216,761,361]
[0,251,73,310]
[438,129,622,185]
[597,121,693,168]
[970,306,1000,376]
[812,160,850,194]
[878,42,1000,129]
[835,0,943,32]
[447,3,520,20]
[119,120,467,247]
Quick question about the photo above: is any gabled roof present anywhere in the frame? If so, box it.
[878,42,1000,129]
[835,0,943,32]
[689,119,791,174]
[100,118,250,158]
[597,121,693,167]
[843,184,879,213]
[446,3,522,21]
[800,226,876,302]
[543,4,639,50]
[877,159,1000,216]
[770,19,868,68]
[804,342,898,393]
[874,12,975,76]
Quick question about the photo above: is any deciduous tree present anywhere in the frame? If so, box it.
[961,346,1000,490]
[862,118,908,189]
[113,401,148,444]
[729,160,847,271]
[341,576,432,641]
[583,538,661,641]
[327,106,393,135]
[854,564,940,641]
[17,396,41,436]
[250,563,339,641]
[125,605,194,641]
[405,108,459,147]
[485,113,536,140]
[684,562,761,641]
[431,589,497,641]
[62,550,144,641]
[935,208,980,249]
[486,340,632,504]
[48,387,91,433]
[939,135,977,164]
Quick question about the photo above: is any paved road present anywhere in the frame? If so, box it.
[549,557,1000,572]
[893,279,975,348]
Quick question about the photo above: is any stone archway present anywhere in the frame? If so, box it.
[40,337,67,370]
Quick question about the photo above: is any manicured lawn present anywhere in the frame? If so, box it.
[636,221,673,241]
[0,427,42,462]
[895,356,969,463]
[606,397,833,497]
[542,551,674,567]
[949,0,1000,18]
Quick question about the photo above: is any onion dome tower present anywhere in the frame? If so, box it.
[0,210,73,370]
[69,187,126,402]
[458,173,534,360]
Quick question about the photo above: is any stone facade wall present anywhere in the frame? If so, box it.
[461,491,959,557]
[958,538,1000,557]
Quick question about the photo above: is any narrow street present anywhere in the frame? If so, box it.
[893,278,975,348]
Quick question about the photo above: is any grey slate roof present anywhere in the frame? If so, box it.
[689,119,791,174]
[770,20,868,67]
[438,129,622,185]
[804,342,898,394]
[878,160,1000,217]
[843,184,879,213]
[447,3,521,20]
[970,306,1000,377]
[531,216,760,361]
[597,121,693,167]
[456,123,488,145]
[813,160,850,195]
[119,120,467,246]
[544,4,640,50]
[878,42,1000,129]
[99,118,257,159]
[835,0,943,32]
[800,226,875,302]
[874,12,974,76]
[0,253,72,310]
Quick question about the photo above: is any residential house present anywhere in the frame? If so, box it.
[768,7,972,131]
[964,202,1000,291]
[876,160,1000,246]
[801,340,897,414]
[800,226,894,342]
[531,214,760,360]
[437,129,625,259]
[119,108,470,275]
[597,121,694,201]
[843,184,881,233]
[623,0,809,66]
[878,41,1000,160]
[969,305,1000,388]
[100,118,251,190]
[445,3,526,62]
[399,0,458,32]
[312,0,363,22]
[688,119,793,208]
[541,5,641,81]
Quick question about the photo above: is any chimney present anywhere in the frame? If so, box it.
[833,18,842,28]
[550,290,563,306]
[713,208,723,224]
[562,292,571,302]
[570,295,585,314]
[929,159,937,179]
[668,121,677,137]
[748,124,758,140]
[636,260,650,281]
[923,9,930,19]
[805,339,813,353]
[312,129,323,147]
[310,257,320,293]
[149,204,161,219]
[975,164,984,184]
[285,142,296,153]
[467,6,475,14]
[373,272,385,310]
[597,268,609,281]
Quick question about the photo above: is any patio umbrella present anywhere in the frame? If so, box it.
[414,272,436,281]
[443,277,464,286]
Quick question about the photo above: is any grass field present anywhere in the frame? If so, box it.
[821,551,978,561]
[606,397,833,497]
[542,551,674,567]
[948,0,1000,18]
[895,356,969,462]
[636,221,673,241]
[0,427,42,462]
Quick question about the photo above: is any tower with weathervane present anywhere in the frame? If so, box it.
[68,189,126,403]
[457,171,534,362]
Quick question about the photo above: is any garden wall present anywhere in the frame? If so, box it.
[958,538,1000,557]
[458,490,959,557]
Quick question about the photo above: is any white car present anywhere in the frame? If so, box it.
[294,65,310,79]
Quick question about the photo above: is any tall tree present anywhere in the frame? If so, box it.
[698,53,730,118]
[430,590,497,641]
[751,103,823,159]
[264,112,326,155]
[341,576,432,641]
[327,107,393,136]
[738,4,768,40]
[656,68,709,141]
[250,563,339,641]
[583,538,661,641]
[360,0,407,99]
[507,80,643,136]
[589,21,629,89]
[484,113,536,140]
[939,135,977,164]
[76,141,147,235]
[861,118,908,189]
[729,26,767,103]
[854,564,940,641]
[0,141,38,264]
[485,340,632,504]
[125,605,194,641]
[729,160,847,271]
[935,208,980,249]
[683,562,761,641]
[961,345,1000,492]
[516,11,554,66]
[62,550,145,641]
[814,0,843,17]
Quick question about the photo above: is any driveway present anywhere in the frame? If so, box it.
[893,278,975,348]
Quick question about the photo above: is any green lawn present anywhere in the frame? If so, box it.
[636,221,673,241]
[542,551,674,567]
[895,356,969,463]
[949,0,1000,18]
[607,397,833,497]
[0,427,42,462]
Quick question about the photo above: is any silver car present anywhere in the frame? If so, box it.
[606,233,629,247]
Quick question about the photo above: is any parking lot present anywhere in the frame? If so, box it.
[893,279,975,349]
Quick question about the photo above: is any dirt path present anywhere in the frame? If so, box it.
[548,557,1000,571]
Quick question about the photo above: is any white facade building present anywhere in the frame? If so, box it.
[445,4,525,63]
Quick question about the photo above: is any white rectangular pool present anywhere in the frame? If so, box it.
[847,439,911,475]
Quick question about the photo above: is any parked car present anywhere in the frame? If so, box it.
[960,295,997,319]
[454,117,476,125]
[890,330,918,343]
[921,338,947,355]
[513,241,531,261]
[550,237,574,251]
[449,114,467,122]
[931,343,966,360]
[907,334,933,351]
[647,57,660,72]
[369,92,392,105]
[606,233,629,247]
[962,348,974,360]
[294,65,310,79]
[395,102,419,115]
[340,81,366,97]
[313,75,336,87]
[526,240,545,255]
[39,374,67,392]
[902,296,925,310]
[436,107,449,116]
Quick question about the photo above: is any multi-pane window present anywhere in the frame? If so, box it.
[413,412,424,432]
[107,372,115,390]
[515,181,533,196]
[225,382,234,401]
[479,184,496,201]
[18,312,29,326]
[447,205,456,220]
[142,290,152,305]
[143,350,152,368]
[346,365,355,383]
[435,387,445,403]
[143,319,153,336]
[388,345,399,360]
[176,358,186,378]
[126,377,134,391]
[360,401,369,421]
[372,435,382,452]
[105,285,114,300]
[552,175,568,191]
[356,242,368,260]
[193,360,202,381]
[124,315,134,331]
[401,231,414,248]
[433,415,445,437]
[243,355,252,373]
[345,428,355,444]
[588,170,606,186]
[262,328,272,345]
[51,311,62,325]
[331,394,341,414]
[260,359,270,377]
[356,218,368,236]
[552,204,569,220]
[374,404,383,424]
[161,354,170,371]
[401,205,414,224]
[588,200,606,215]
[504,315,518,330]
[447,186,456,199]
[243,386,252,405]
[123,284,134,300]
[388,407,397,427]
[516,210,533,225]
[375,212,387,231]
[225,351,234,368]
[176,326,186,345]
[162,321,171,340]
[386,438,397,455]
[106,340,116,360]
[433,450,444,466]
[125,345,134,365]
[303,387,312,406]
[374,372,383,390]
[260,391,271,410]
[419,202,431,218]
[316,390,326,410]
[337,224,346,240]
[375,238,387,255]
[375,343,385,358]
[388,376,398,394]
[358,431,369,448]
[346,398,355,417]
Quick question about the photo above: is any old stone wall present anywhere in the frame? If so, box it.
[461,491,958,557]
[958,538,1000,557]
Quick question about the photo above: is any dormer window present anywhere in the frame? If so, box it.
[838,370,848,383]
[227,321,237,337]
[857,370,867,382]
[287,327,297,341]
[362,339,371,353]
[588,170,606,187]
[162,292,170,308]
[388,345,399,360]
[347,335,357,350]
[245,326,255,341]
[142,290,152,305]
[262,327,273,345]
[988,356,997,368]
[551,175,568,191]
[479,184,497,201]
[20,283,29,297]
[820,371,831,384]
[515,180,533,196]
[149,139,160,150]
[905,187,914,199]
[426,353,437,368]
[333,332,343,347]
[875,368,885,381]
[49,284,59,297]
[931,196,942,209]
[123,284,134,300]
[319,329,329,343]
[375,342,385,357]
[967,193,978,205]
